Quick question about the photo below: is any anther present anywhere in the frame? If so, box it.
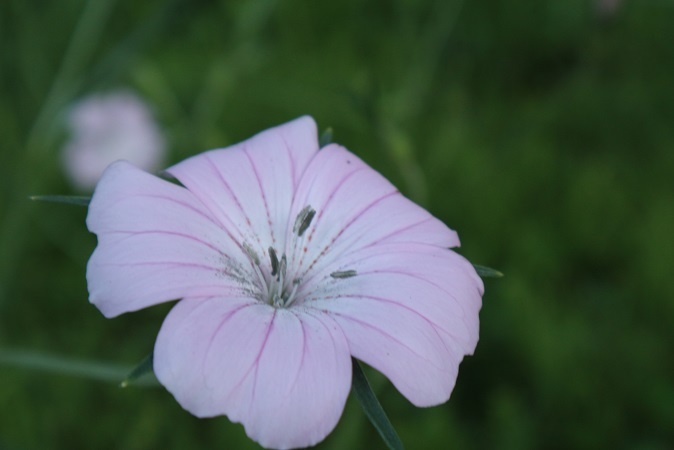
[268,247,279,276]
[293,205,316,237]
[330,270,357,279]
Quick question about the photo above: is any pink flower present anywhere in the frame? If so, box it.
[62,90,165,190]
[86,117,483,449]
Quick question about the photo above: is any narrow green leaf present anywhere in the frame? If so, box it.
[0,349,130,383]
[473,264,504,278]
[120,353,154,388]
[351,358,404,450]
[29,195,91,206]
[319,127,333,148]
[0,349,159,387]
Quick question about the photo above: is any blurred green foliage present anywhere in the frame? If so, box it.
[1,0,673,448]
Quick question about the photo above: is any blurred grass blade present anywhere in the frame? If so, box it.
[89,0,184,87]
[0,349,127,383]
[473,264,504,278]
[0,348,160,387]
[120,353,154,388]
[319,127,333,148]
[27,0,118,154]
[351,358,404,450]
[30,195,91,206]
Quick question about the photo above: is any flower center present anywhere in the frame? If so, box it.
[238,205,317,308]
[242,246,300,307]
[238,204,357,308]
[263,245,301,307]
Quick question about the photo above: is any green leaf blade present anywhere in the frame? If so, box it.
[319,127,333,148]
[120,353,154,388]
[0,348,132,383]
[30,195,91,206]
[473,264,503,278]
[351,358,404,450]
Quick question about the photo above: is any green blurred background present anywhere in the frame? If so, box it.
[1,0,673,448]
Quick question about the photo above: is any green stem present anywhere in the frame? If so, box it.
[351,359,404,450]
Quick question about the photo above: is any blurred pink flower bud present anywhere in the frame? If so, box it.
[62,90,166,190]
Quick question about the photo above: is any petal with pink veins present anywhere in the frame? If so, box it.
[87,161,247,318]
[304,243,482,350]
[155,298,351,450]
[311,293,460,407]
[286,144,459,283]
[304,246,482,407]
[167,116,319,258]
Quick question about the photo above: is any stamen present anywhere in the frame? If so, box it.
[268,247,279,277]
[298,210,316,237]
[243,242,260,265]
[330,270,357,279]
[284,278,302,307]
[278,255,287,284]
[293,205,316,237]
[242,242,267,299]
[253,264,269,298]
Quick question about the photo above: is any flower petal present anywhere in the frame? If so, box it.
[87,161,248,318]
[166,116,319,260]
[154,298,351,450]
[312,297,455,407]
[306,245,482,407]
[308,243,482,349]
[286,144,459,283]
